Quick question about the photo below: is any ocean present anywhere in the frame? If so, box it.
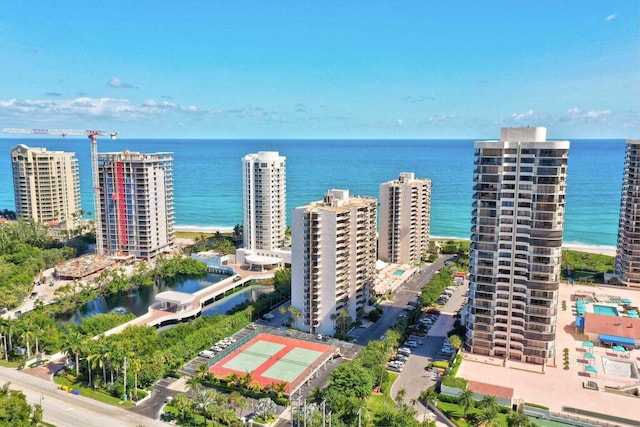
[0,138,625,248]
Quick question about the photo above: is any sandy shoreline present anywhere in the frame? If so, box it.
[174,225,235,233]
[175,228,617,256]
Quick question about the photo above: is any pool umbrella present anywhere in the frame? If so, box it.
[584,352,595,362]
[612,345,626,353]
[622,298,632,304]
[582,341,594,348]
[585,365,597,376]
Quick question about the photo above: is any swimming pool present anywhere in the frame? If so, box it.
[593,304,619,316]
[393,269,405,276]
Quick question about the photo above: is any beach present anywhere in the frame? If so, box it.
[177,228,618,257]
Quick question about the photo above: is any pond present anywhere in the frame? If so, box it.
[58,273,272,324]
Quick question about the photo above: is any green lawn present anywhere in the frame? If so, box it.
[0,360,22,368]
[367,372,398,422]
[437,400,509,427]
[53,375,134,408]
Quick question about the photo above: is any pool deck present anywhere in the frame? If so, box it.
[458,282,640,426]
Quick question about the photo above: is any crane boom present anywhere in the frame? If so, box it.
[2,127,118,256]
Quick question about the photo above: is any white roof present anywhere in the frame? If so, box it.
[155,291,195,305]
[245,254,282,265]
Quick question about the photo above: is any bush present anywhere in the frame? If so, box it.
[367,309,382,322]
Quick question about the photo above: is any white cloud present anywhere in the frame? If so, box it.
[108,77,138,89]
[0,96,200,122]
[605,13,617,21]
[561,107,611,122]
[512,109,535,121]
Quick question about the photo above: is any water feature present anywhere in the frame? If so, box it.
[59,272,231,323]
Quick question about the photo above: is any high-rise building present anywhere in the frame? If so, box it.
[242,151,286,251]
[379,172,432,265]
[291,189,377,335]
[97,150,174,259]
[465,127,569,366]
[616,139,640,289]
[11,144,81,231]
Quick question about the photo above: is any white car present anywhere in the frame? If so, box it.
[398,347,412,355]
[227,337,237,343]
[212,346,223,352]
[263,313,274,320]
[405,341,418,348]
[199,350,214,358]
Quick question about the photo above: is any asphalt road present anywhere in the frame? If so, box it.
[0,367,165,427]
[354,255,453,346]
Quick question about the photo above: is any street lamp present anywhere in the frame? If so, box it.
[39,394,44,406]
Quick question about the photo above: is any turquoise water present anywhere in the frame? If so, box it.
[593,305,619,316]
[393,269,405,276]
[0,138,625,246]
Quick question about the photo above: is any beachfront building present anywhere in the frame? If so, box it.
[236,151,288,270]
[616,139,640,289]
[97,150,174,259]
[379,172,432,265]
[465,127,569,366]
[291,189,377,336]
[11,144,81,232]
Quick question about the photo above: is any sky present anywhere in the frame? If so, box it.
[0,1,638,139]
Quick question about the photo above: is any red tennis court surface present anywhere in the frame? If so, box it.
[208,333,336,393]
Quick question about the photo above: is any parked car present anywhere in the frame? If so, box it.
[405,340,418,348]
[212,346,223,352]
[263,313,274,320]
[398,347,412,356]
[199,350,214,358]
[394,355,408,363]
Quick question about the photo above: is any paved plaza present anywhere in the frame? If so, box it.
[458,283,640,425]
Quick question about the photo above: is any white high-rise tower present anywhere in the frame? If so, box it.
[242,151,286,251]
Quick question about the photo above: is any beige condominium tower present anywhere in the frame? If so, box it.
[465,127,569,366]
[97,150,174,259]
[291,189,377,335]
[11,144,81,232]
[379,172,432,265]
[616,139,640,288]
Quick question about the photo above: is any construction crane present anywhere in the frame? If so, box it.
[2,128,118,256]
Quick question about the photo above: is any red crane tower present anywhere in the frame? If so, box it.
[2,128,118,255]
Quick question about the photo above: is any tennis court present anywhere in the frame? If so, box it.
[208,333,336,393]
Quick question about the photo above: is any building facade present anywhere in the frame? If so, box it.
[291,189,377,336]
[242,151,287,251]
[616,139,640,289]
[97,150,174,259]
[11,144,81,231]
[379,172,432,265]
[465,127,569,366]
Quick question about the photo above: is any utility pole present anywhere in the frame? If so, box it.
[321,400,326,427]
[357,408,362,427]
[123,356,128,400]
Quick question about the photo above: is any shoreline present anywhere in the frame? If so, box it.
[174,228,617,256]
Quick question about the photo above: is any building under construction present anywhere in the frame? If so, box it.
[97,150,175,259]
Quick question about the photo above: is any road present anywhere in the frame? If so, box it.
[0,367,165,427]
[353,255,452,346]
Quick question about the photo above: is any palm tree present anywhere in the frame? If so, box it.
[195,362,209,380]
[458,388,475,417]
[396,386,407,405]
[479,407,500,427]
[62,329,84,377]
[130,357,142,401]
[420,386,438,408]
[507,410,531,427]
[478,394,499,414]
[172,393,191,423]
[192,389,214,426]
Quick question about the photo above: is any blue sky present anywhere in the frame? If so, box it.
[0,1,638,139]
